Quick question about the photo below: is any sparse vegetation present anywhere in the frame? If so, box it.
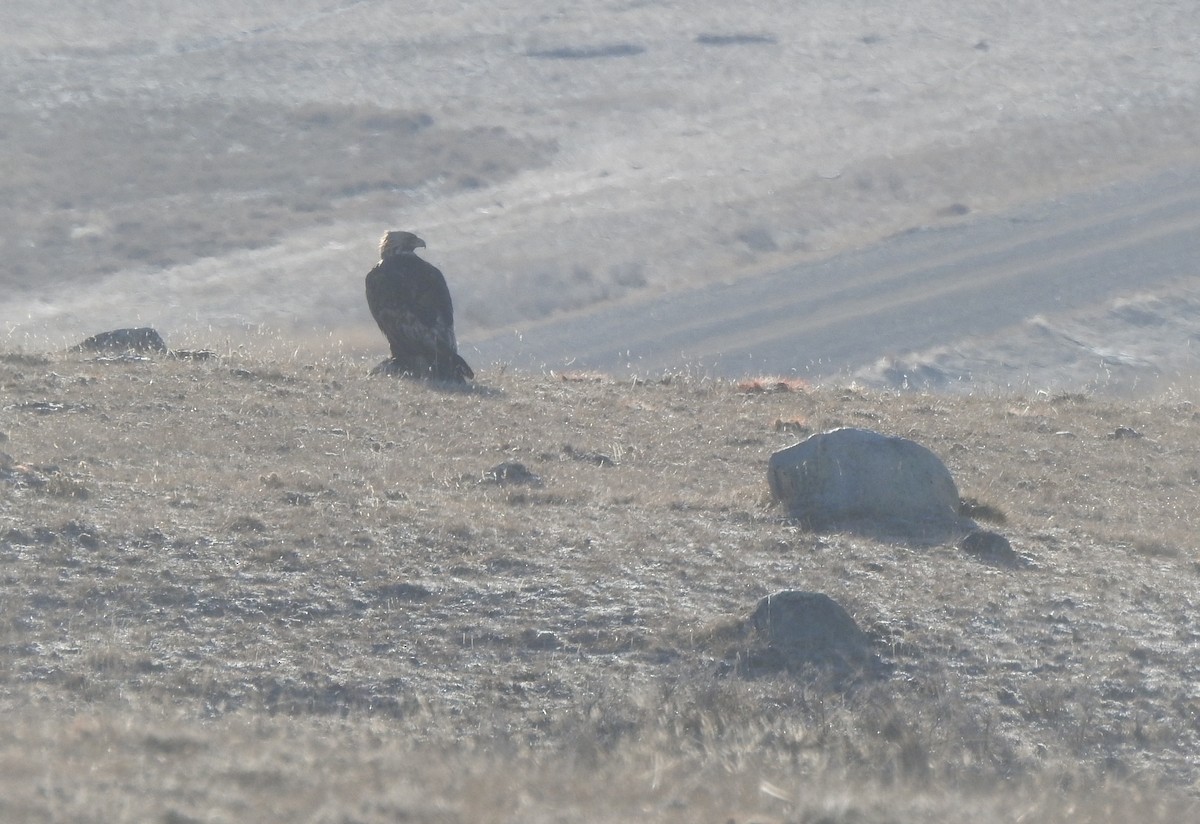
[0,99,553,298]
[6,2,1200,344]
[3,349,1199,821]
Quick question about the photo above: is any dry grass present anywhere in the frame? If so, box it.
[737,377,813,395]
[2,349,1199,821]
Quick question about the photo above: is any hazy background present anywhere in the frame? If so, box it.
[3,1,1199,384]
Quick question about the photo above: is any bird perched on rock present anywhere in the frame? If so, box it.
[365,230,473,383]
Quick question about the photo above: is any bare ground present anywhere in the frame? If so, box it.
[2,349,1199,821]
[3,2,1200,372]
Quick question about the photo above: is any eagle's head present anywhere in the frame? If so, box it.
[380,230,426,260]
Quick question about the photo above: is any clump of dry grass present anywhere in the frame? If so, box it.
[737,376,812,394]
[2,348,1199,821]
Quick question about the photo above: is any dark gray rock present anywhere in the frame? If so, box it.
[482,461,542,486]
[520,628,561,650]
[72,327,166,354]
[731,590,880,681]
[960,530,1024,567]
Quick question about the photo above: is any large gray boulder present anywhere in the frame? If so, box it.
[768,427,962,535]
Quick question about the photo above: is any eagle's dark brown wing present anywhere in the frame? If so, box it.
[365,253,473,381]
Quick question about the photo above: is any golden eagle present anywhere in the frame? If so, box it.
[365,230,473,382]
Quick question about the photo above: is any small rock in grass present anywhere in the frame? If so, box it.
[72,327,166,354]
[960,530,1024,567]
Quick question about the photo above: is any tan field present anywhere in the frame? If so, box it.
[3,350,1200,821]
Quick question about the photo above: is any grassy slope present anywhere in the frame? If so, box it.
[2,350,1199,822]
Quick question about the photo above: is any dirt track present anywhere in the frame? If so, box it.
[468,165,1200,386]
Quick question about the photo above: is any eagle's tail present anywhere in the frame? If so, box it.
[380,344,473,383]
[437,351,474,382]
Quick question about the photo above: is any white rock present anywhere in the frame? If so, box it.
[768,427,961,533]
